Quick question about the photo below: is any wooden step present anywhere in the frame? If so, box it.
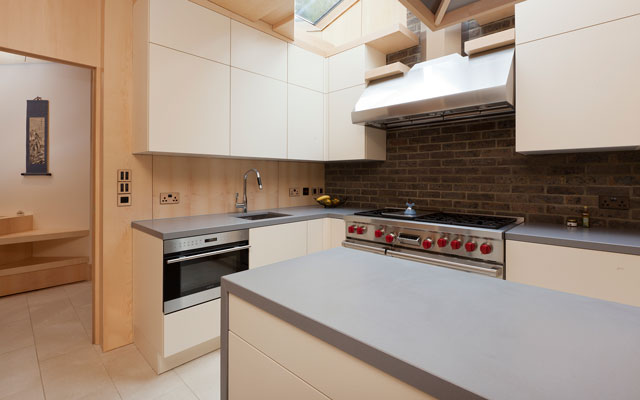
[0,256,90,297]
[0,228,89,246]
[0,256,89,276]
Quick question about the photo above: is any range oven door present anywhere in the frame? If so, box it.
[163,231,249,314]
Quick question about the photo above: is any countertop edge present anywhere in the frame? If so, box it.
[221,277,484,400]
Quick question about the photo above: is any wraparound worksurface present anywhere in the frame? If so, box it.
[221,247,640,400]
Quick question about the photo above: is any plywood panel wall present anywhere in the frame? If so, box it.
[153,157,324,219]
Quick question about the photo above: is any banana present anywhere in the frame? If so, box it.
[316,195,330,201]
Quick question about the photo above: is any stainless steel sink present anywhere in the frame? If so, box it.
[236,212,291,221]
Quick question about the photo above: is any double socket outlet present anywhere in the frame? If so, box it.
[289,187,323,197]
[160,192,180,204]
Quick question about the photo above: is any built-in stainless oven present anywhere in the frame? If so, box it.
[163,230,249,314]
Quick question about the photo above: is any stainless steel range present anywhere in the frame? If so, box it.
[343,207,523,279]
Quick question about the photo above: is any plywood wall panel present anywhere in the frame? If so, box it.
[361,0,408,36]
[322,2,362,47]
[152,157,323,219]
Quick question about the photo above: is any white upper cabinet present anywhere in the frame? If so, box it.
[328,85,386,161]
[149,0,230,64]
[516,13,640,154]
[288,85,324,161]
[516,0,640,44]
[148,44,230,155]
[287,44,324,92]
[328,45,385,92]
[231,20,287,82]
[231,68,287,159]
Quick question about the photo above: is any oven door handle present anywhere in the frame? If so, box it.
[166,244,251,264]
[386,250,502,278]
[342,241,386,255]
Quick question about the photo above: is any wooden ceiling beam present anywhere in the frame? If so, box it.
[397,0,438,30]
[439,0,520,29]
[435,0,452,25]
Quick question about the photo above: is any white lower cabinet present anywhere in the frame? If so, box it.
[506,241,640,307]
[328,85,386,161]
[228,294,436,400]
[230,68,287,159]
[250,218,346,268]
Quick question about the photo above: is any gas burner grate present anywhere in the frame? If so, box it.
[415,212,517,229]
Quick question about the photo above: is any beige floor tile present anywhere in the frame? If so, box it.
[30,298,92,361]
[102,345,184,400]
[0,318,34,356]
[0,293,30,324]
[0,386,45,400]
[175,350,221,400]
[153,384,198,400]
[64,281,92,309]
[0,346,44,399]
[74,302,93,339]
[40,346,121,400]
[26,285,69,308]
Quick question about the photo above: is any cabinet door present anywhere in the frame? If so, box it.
[288,44,324,92]
[228,332,330,400]
[506,241,640,307]
[288,85,324,161]
[231,20,287,82]
[516,15,640,154]
[516,0,640,45]
[307,219,325,255]
[249,222,308,268]
[327,218,346,249]
[328,45,385,92]
[149,0,230,64]
[164,299,220,357]
[148,44,230,155]
[230,68,287,159]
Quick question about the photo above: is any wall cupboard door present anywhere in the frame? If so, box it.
[328,45,385,92]
[288,44,324,92]
[228,332,330,400]
[231,20,287,82]
[506,241,640,307]
[328,85,386,161]
[249,221,308,268]
[230,68,287,159]
[516,0,640,45]
[148,44,230,155]
[149,0,230,64]
[515,15,640,154]
[288,85,324,161]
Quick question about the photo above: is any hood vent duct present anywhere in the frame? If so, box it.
[352,47,515,130]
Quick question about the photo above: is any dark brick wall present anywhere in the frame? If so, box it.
[325,116,640,229]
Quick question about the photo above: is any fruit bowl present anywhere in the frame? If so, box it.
[315,195,347,208]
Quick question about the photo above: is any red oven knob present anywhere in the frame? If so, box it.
[385,234,396,244]
[348,225,356,234]
[480,243,493,255]
[356,226,367,235]
[450,239,462,250]
[375,229,384,238]
[465,242,477,252]
[422,238,433,249]
[437,237,448,248]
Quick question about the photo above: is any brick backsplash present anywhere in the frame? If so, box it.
[325,116,640,229]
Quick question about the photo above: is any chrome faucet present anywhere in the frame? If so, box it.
[235,168,263,213]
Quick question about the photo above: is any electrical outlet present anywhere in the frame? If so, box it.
[117,169,131,182]
[160,192,180,204]
[117,194,131,207]
[117,182,131,194]
[317,187,324,195]
[302,187,309,196]
[289,188,300,197]
[599,195,630,210]
[312,187,318,195]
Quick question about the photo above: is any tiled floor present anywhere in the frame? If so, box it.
[0,282,221,400]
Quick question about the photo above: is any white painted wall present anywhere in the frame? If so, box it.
[0,61,91,257]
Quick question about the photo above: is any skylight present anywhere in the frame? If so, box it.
[295,0,344,25]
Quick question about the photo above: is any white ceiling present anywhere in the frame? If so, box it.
[0,51,50,65]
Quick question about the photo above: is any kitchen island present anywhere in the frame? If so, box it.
[221,247,640,400]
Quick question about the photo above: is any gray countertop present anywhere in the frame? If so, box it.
[222,247,640,400]
[506,223,640,255]
[131,206,363,240]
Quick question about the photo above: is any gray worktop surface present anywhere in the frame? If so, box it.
[131,206,363,240]
[506,223,640,255]
[222,247,640,400]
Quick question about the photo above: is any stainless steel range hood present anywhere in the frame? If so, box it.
[352,47,515,130]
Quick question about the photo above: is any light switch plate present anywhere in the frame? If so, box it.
[117,169,131,182]
[117,194,131,207]
[160,192,180,204]
[118,182,131,194]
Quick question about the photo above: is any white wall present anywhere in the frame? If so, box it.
[0,61,91,257]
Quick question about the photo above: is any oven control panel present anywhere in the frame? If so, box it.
[164,229,249,254]
[345,221,505,265]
